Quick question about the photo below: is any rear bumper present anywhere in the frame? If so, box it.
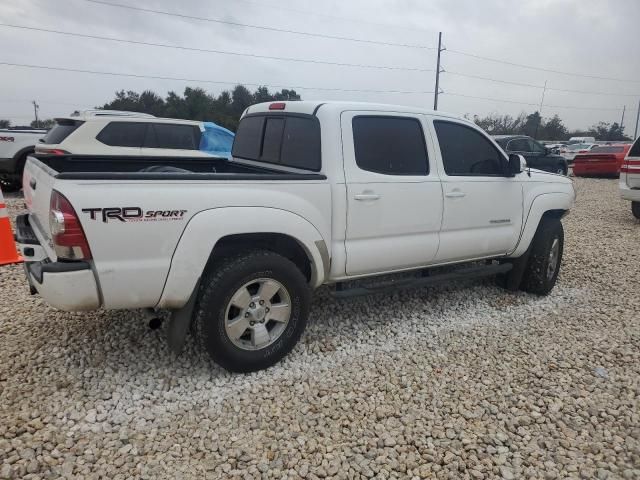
[620,186,640,202]
[15,214,101,311]
[573,163,619,176]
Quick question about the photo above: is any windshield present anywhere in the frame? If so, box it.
[590,146,626,154]
[567,144,593,151]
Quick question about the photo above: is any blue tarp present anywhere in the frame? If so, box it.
[199,122,235,158]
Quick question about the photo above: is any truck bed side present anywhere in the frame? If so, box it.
[22,155,332,310]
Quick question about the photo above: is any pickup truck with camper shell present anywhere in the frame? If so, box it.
[15,101,575,372]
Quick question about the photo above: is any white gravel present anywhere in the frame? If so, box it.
[1,178,639,479]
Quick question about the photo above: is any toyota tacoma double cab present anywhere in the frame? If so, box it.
[15,101,575,372]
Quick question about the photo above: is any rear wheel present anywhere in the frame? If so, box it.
[193,250,310,373]
[556,164,567,175]
[632,201,640,220]
[521,217,564,295]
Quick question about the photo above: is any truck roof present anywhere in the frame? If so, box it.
[245,100,465,121]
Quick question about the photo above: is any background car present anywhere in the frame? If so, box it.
[494,135,569,175]
[573,144,631,177]
[35,110,234,159]
[559,143,598,164]
[0,126,47,190]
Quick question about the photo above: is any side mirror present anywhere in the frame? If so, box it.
[507,153,526,176]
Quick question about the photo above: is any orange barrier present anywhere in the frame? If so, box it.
[0,187,23,265]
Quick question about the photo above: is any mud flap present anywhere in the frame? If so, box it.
[166,279,200,355]
[503,245,532,291]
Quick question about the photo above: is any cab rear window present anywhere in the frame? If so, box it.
[629,139,640,157]
[232,114,321,171]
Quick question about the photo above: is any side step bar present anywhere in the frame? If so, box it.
[331,262,513,299]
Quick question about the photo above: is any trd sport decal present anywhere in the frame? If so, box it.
[82,207,187,223]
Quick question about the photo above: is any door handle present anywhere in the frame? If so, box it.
[445,190,466,198]
[354,193,381,201]
[29,178,36,190]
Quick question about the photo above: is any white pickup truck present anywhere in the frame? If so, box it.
[620,136,640,219]
[15,101,575,372]
[0,127,47,190]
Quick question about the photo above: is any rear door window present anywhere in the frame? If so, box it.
[96,122,147,147]
[352,116,428,175]
[528,139,546,154]
[42,120,83,144]
[232,114,321,171]
[150,123,201,150]
[507,138,531,152]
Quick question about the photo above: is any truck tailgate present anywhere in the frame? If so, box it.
[22,156,58,259]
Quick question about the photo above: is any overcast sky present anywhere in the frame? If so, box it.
[1,0,639,132]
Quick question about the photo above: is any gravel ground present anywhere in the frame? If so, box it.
[1,178,639,480]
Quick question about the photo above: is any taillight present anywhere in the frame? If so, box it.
[49,190,92,260]
[269,102,286,110]
[35,147,70,155]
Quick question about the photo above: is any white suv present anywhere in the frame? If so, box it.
[35,110,234,158]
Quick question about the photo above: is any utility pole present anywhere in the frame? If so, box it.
[634,99,640,140]
[534,80,547,139]
[32,100,39,128]
[433,32,443,111]
[620,105,626,130]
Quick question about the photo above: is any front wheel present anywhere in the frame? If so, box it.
[193,250,310,373]
[632,201,640,220]
[521,217,564,295]
[556,164,567,176]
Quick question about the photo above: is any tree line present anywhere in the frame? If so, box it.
[470,111,630,141]
[1,85,300,131]
[1,85,632,141]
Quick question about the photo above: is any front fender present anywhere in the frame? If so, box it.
[157,207,328,309]
[509,191,574,258]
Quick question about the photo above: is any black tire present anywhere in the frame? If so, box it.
[193,250,310,373]
[520,217,564,295]
[2,152,30,191]
[556,164,567,176]
[632,202,640,220]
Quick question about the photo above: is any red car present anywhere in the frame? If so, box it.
[572,144,632,177]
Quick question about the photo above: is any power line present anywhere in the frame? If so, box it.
[1,61,626,113]
[234,0,431,33]
[447,48,640,84]
[445,91,628,111]
[445,70,640,97]
[0,61,434,95]
[0,23,431,73]
[78,0,433,49]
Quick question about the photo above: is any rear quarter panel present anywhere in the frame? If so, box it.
[56,180,331,309]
